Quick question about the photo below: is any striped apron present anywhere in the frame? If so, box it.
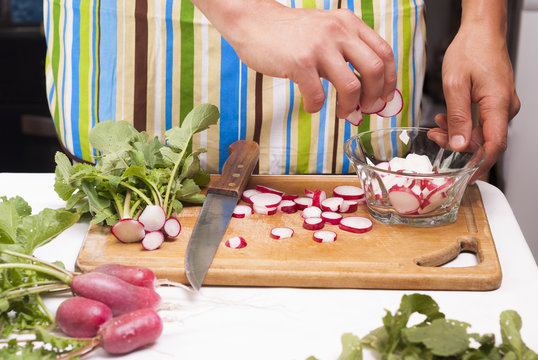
[43,0,425,174]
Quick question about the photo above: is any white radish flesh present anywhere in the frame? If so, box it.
[304,189,315,198]
[250,193,282,208]
[225,236,247,249]
[320,197,344,212]
[388,186,421,214]
[270,227,294,239]
[332,185,365,200]
[339,200,359,213]
[313,230,337,243]
[294,197,313,210]
[303,217,324,231]
[111,219,146,243]
[321,211,343,225]
[277,200,297,214]
[339,216,373,233]
[138,205,166,231]
[361,98,386,115]
[253,204,277,215]
[255,185,285,196]
[163,218,181,238]
[345,106,363,126]
[311,190,327,208]
[301,206,322,219]
[142,231,165,251]
[376,89,403,118]
[232,204,253,218]
[242,189,261,204]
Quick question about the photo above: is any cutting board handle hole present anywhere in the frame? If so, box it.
[415,237,480,267]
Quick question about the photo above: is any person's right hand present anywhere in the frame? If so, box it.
[193,0,397,119]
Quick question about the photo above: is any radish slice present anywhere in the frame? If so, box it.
[332,185,365,200]
[388,186,421,214]
[313,230,337,243]
[376,89,403,118]
[303,217,325,231]
[253,204,278,215]
[163,218,181,239]
[282,194,299,201]
[374,161,391,172]
[142,231,165,251]
[277,200,298,214]
[232,204,253,218]
[242,189,261,204]
[225,236,247,249]
[345,106,363,126]
[250,193,282,208]
[339,216,373,233]
[304,189,315,198]
[311,190,327,208]
[339,200,359,213]
[301,206,322,219]
[255,185,285,196]
[320,197,344,212]
[138,205,166,231]
[111,219,146,243]
[321,211,343,225]
[360,98,386,115]
[270,227,294,239]
[294,197,313,210]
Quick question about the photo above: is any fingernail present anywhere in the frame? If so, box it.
[450,135,465,149]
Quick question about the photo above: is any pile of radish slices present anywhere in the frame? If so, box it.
[346,89,404,126]
[226,184,373,248]
[370,153,454,215]
[110,205,181,251]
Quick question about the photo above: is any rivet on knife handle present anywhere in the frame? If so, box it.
[207,140,259,197]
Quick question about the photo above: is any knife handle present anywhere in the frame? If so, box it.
[208,140,259,197]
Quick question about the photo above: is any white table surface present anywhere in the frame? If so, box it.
[1,173,537,359]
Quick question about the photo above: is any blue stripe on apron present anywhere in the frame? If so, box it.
[286,0,296,174]
[316,79,329,173]
[165,0,174,130]
[71,0,81,158]
[98,0,117,124]
[60,0,68,152]
[390,0,399,156]
[411,0,418,127]
[219,38,240,171]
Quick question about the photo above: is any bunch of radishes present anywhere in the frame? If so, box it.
[346,89,404,126]
[225,184,373,247]
[111,204,181,251]
[54,264,164,357]
[368,154,454,215]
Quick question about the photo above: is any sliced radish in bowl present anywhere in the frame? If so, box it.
[388,186,421,214]
[313,230,337,243]
[339,216,373,233]
[270,227,294,239]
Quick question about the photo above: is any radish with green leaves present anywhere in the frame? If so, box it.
[94,263,156,288]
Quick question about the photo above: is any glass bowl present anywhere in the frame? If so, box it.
[344,127,486,226]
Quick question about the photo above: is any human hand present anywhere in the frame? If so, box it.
[427,17,520,182]
[194,0,397,119]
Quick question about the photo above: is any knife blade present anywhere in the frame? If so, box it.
[185,140,259,290]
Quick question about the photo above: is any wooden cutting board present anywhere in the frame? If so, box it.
[75,175,502,290]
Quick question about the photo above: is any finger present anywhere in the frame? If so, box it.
[294,68,326,113]
[427,128,449,149]
[319,56,362,118]
[434,113,448,130]
[443,74,473,151]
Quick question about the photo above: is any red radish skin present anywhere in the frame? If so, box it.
[163,217,181,239]
[311,190,327,208]
[70,272,161,316]
[277,200,297,214]
[250,192,282,208]
[242,189,261,203]
[304,189,315,198]
[94,264,156,289]
[255,185,285,196]
[142,231,165,251]
[313,230,337,243]
[270,227,294,239]
[294,197,313,210]
[98,308,163,355]
[320,197,344,212]
[138,205,166,231]
[376,88,403,118]
[225,236,247,249]
[111,219,145,244]
[332,185,365,200]
[339,200,359,214]
[301,206,322,219]
[56,297,113,338]
[253,204,277,215]
[282,194,299,201]
[339,216,373,233]
[303,217,324,231]
[321,211,343,225]
[232,204,253,218]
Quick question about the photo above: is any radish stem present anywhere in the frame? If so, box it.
[36,293,55,323]
[163,147,188,218]
[2,250,75,278]
[5,283,70,301]
[0,264,73,284]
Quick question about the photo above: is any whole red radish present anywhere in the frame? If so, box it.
[98,308,163,354]
[94,263,156,289]
[70,272,161,316]
[56,297,113,338]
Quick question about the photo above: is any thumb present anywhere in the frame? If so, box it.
[443,76,473,152]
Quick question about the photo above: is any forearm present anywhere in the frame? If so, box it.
[460,0,507,37]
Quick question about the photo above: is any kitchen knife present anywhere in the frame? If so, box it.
[185,140,259,290]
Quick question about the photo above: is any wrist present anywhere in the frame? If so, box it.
[460,0,507,37]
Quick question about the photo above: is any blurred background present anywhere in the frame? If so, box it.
[0,0,535,261]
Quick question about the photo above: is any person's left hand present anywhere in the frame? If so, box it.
[427,22,520,182]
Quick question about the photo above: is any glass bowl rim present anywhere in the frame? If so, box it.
[344,126,486,178]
